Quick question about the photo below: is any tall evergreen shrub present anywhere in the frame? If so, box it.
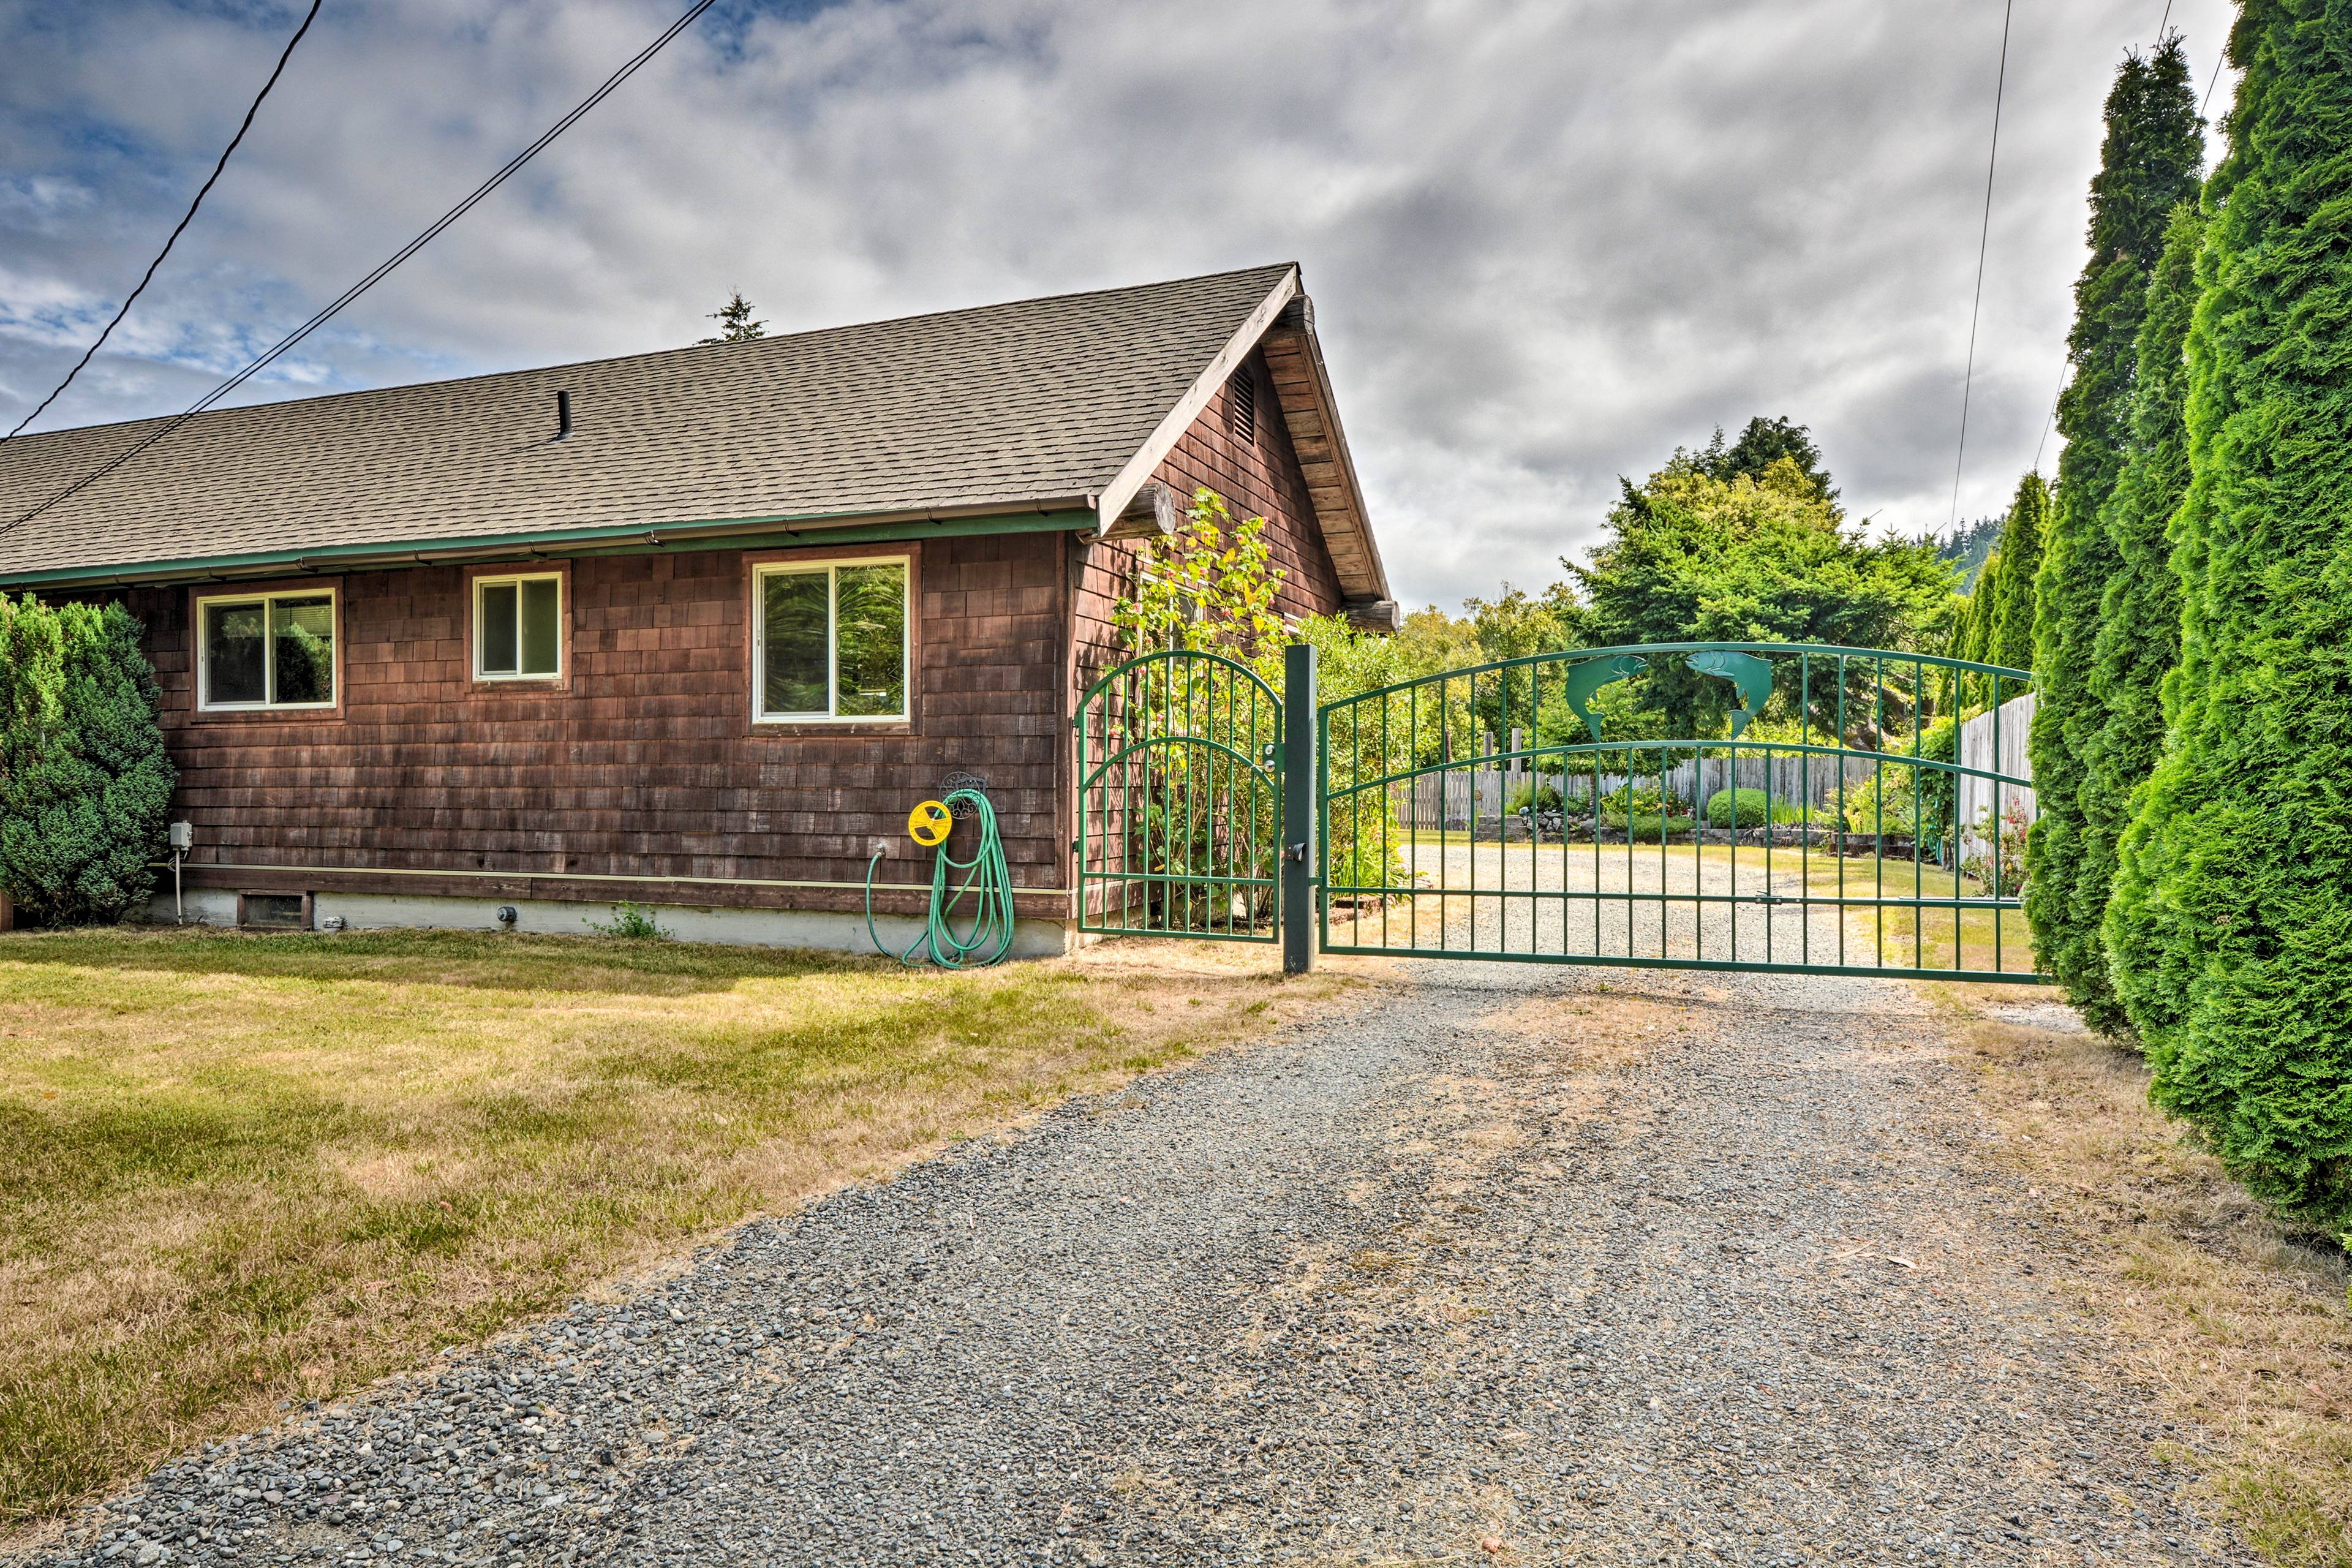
[1986,472,2046,677]
[2027,38,2205,1025]
[2106,0,2352,1235]
[2075,202,2204,1038]
[1940,475,2048,713]
[0,596,176,925]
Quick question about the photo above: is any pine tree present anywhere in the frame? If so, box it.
[1697,416,1839,503]
[2026,37,2205,1024]
[2106,0,2352,1236]
[2072,202,2204,1038]
[699,291,766,344]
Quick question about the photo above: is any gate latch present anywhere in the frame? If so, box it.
[1281,842,1309,864]
[1749,893,1791,905]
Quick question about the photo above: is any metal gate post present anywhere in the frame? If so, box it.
[1281,641,1318,974]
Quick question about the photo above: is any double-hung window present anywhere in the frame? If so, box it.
[197,589,336,710]
[753,557,909,722]
[474,572,563,680]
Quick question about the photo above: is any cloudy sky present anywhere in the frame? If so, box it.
[0,0,2234,610]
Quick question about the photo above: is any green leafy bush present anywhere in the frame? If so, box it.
[1913,714,1961,854]
[1601,782,1689,819]
[1839,772,1921,837]
[1705,788,1768,828]
[0,596,175,926]
[2107,6,2352,1237]
[1606,812,1696,842]
[1506,778,1564,816]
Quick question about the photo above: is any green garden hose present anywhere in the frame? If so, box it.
[864,786,1018,968]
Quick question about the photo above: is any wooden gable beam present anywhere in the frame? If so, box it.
[1257,293,1392,616]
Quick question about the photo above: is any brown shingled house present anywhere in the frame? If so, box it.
[0,263,1393,952]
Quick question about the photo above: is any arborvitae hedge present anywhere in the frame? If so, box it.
[1986,473,2046,678]
[2026,38,2205,1026]
[0,596,175,925]
[2106,0,2352,1235]
[2074,202,2203,1039]
[1938,475,2048,715]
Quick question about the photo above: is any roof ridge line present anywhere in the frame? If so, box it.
[2,262,1302,447]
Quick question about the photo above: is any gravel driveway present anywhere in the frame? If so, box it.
[25,962,2258,1568]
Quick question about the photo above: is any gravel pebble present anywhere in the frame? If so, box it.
[9,962,2261,1566]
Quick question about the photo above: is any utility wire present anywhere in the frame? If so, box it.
[1950,0,2015,530]
[5,0,323,442]
[2202,42,2228,117]
[4,0,720,540]
[2034,359,2068,473]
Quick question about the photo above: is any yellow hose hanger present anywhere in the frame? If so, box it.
[865,787,1017,968]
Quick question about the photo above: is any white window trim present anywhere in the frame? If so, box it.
[752,555,912,724]
[195,587,339,712]
[472,570,565,682]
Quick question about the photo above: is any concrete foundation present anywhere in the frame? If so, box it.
[146,887,1077,960]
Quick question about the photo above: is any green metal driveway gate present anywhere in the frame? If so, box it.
[1079,641,2046,984]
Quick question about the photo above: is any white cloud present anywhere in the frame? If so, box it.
[0,0,2238,607]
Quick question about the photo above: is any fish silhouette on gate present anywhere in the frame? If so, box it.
[1562,655,1648,742]
[1686,649,1774,739]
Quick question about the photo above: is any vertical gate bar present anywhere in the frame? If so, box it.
[1836,655,1849,970]
[1471,670,1482,954]
[1912,657,1925,972]
[1993,668,2005,973]
[1224,665,1235,937]
[1800,652,1812,968]
[1872,654,1886,967]
[1163,660,1175,933]
[1409,680,1420,951]
[1725,735,1736,965]
[1763,736,1774,966]
[1079,681,1090,932]
[1381,691,1392,950]
[1283,641,1316,974]
[1599,746,1608,960]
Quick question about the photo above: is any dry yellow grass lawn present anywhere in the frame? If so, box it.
[1932,983,2352,1566]
[0,925,1365,1528]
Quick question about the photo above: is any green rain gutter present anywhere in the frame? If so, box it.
[0,500,1102,592]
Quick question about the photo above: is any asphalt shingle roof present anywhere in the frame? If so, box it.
[0,263,1297,584]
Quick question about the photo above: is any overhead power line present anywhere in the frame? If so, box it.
[1950,0,2015,530]
[3,0,720,541]
[4,0,323,443]
[2033,359,2068,473]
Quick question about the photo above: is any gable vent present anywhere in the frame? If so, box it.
[1227,365,1257,447]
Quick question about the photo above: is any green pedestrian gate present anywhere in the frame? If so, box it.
[1079,641,2048,984]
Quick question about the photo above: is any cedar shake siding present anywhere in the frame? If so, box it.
[126,533,1072,919]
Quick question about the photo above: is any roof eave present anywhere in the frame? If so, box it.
[0,494,1100,592]
[1256,292,1391,608]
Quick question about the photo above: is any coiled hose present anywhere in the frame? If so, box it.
[863,786,1017,968]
